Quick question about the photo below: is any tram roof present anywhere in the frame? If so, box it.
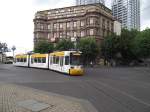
[15,54,27,58]
[31,53,47,58]
[50,51,81,56]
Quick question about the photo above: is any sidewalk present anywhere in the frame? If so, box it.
[0,83,98,112]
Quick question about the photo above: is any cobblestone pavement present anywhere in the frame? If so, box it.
[0,83,97,112]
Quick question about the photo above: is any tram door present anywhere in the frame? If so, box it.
[60,56,64,72]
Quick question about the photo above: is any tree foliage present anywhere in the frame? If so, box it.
[132,28,150,59]
[34,41,54,54]
[77,37,99,64]
[118,29,139,64]
[101,29,141,65]
[101,33,119,61]
[0,42,8,53]
[55,39,74,51]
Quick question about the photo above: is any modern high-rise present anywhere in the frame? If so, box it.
[76,0,105,5]
[112,0,140,30]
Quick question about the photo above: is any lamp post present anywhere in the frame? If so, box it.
[11,46,16,59]
[71,36,79,51]
[1,43,8,63]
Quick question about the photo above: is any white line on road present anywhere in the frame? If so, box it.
[95,80,150,107]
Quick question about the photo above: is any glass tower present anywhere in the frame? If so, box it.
[76,0,105,5]
[112,0,140,30]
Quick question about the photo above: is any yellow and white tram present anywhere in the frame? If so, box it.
[30,54,49,68]
[14,54,29,67]
[14,51,84,76]
[49,51,83,75]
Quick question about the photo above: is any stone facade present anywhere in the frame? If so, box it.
[33,3,114,47]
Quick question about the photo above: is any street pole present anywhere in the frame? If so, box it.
[12,46,16,61]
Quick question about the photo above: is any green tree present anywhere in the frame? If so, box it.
[101,33,119,62]
[77,37,99,65]
[101,29,140,66]
[0,42,8,63]
[0,42,8,53]
[34,41,54,53]
[118,29,140,64]
[132,28,150,59]
[55,39,74,51]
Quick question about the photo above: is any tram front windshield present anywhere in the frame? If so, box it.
[70,54,82,66]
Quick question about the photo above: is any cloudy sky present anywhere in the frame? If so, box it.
[0,0,149,54]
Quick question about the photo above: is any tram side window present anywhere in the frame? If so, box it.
[53,56,56,64]
[65,56,69,65]
[56,56,59,64]
[50,56,53,65]
[16,58,19,62]
[31,58,34,63]
[22,58,24,62]
[42,57,46,63]
[38,58,42,63]
[60,56,64,66]
[34,58,37,63]
[24,58,27,62]
[20,58,23,62]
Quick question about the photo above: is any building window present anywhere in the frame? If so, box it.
[81,21,85,27]
[107,21,110,28]
[102,19,105,28]
[81,31,85,37]
[60,23,63,29]
[54,23,57,29]
[73,21,77,27]
[57,24,59,29]
[63,23,66,29]
[40,24,44,30]
[67,32,70,37]
[90,29,94,35]
[73,32,77,37]
[111,23,113,31]
[90,18,94,25]
[54,33,57,38]
[67,22,70,28]
[37,23,40,29]
[36,33,39,39]
[48,24,51,30]
[59,32,63,38]
[48,33,50,39]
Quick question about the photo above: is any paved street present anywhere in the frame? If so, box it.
[0,64,150,112]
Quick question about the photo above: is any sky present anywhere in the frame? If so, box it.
[0,0,149,55]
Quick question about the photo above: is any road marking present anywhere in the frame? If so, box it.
[94,80,150,107]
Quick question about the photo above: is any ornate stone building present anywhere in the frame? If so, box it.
[33,3,114,47]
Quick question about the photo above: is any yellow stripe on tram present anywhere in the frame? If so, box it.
[15,55,27,58]
[50,51,64,56]
[31,54,47,58]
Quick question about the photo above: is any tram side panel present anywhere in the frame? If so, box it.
[13,55,29,67]
[62,56,71,74]
[49,56,64,73]
[49,53,71,74]
[29,54,49,69]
